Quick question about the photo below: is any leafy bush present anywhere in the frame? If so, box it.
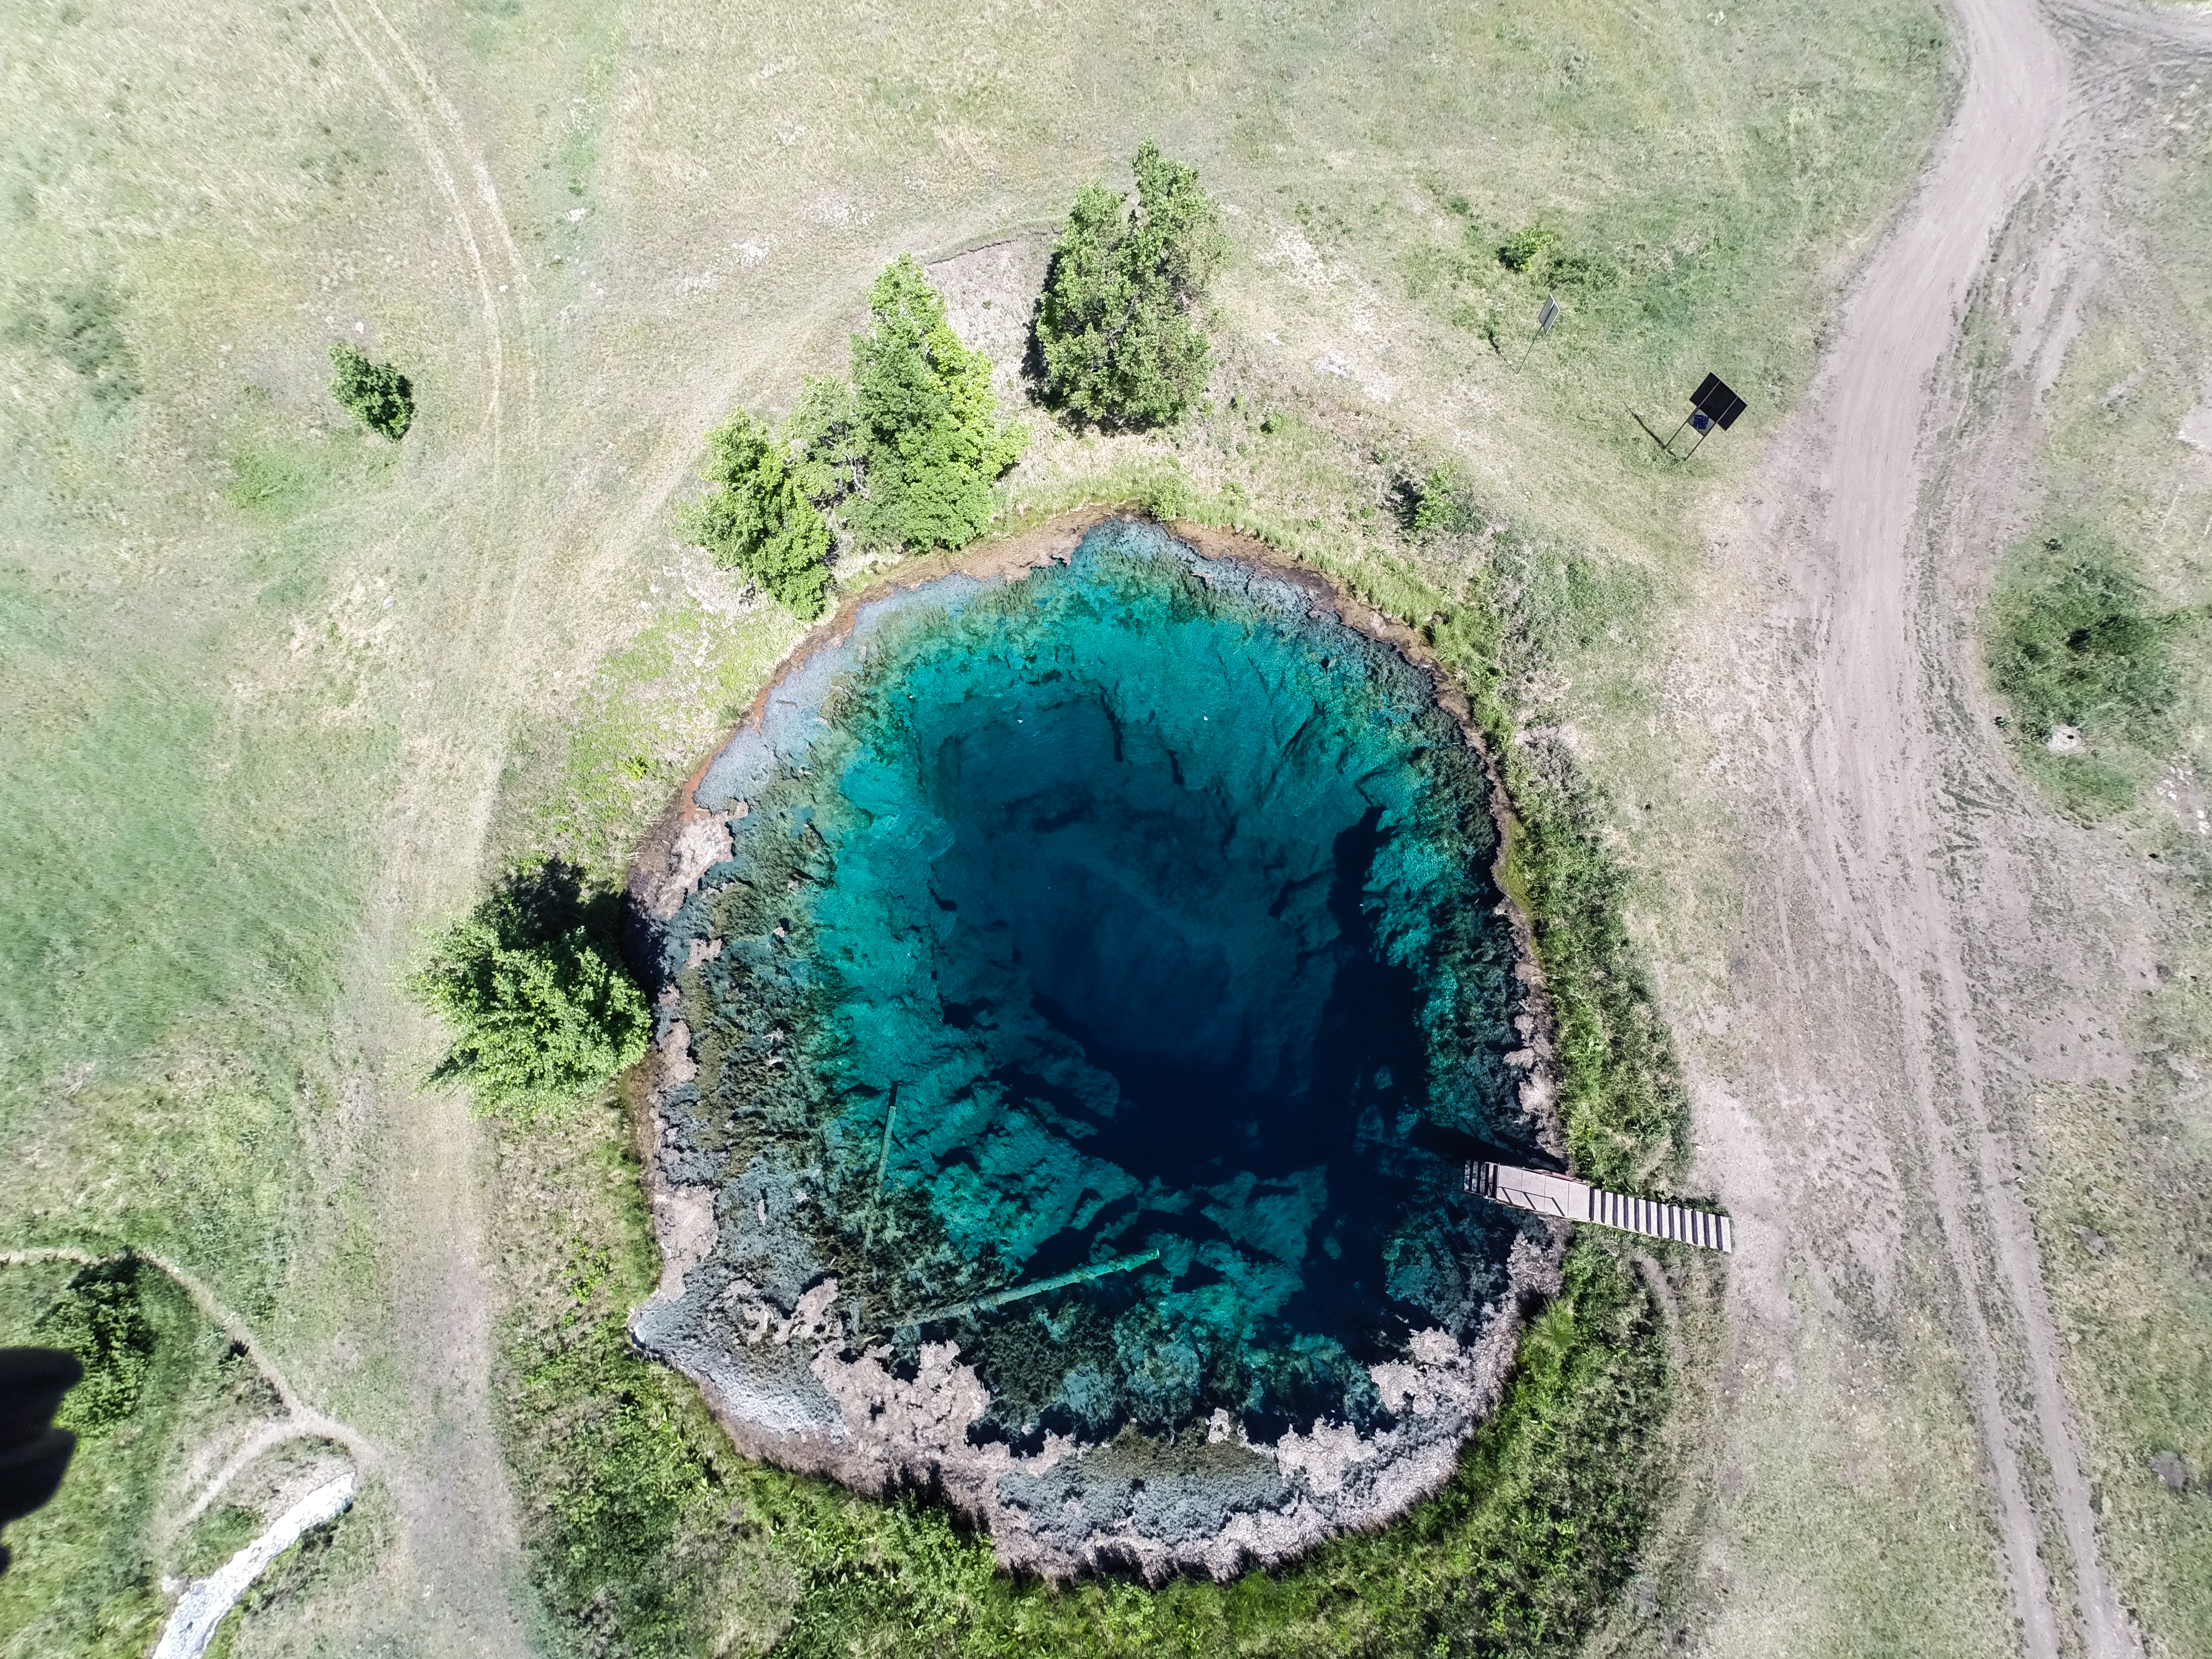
[413,860,649,1117]
[1395,462,1482,538]
[1988,535,2180,744]
[1034,139,1227,430]
[328,342,414,440]
[1495,224,1556,274]
[6,279,142,406]
[850,254,1029,550]
[680,409,834,620]
[34,1258,157,1437]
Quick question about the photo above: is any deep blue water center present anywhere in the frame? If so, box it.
[669,521,1532,1446]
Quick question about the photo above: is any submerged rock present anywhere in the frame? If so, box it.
[628,515,1562,1578]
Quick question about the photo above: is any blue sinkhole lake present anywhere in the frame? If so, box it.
[661,520,1538,1447]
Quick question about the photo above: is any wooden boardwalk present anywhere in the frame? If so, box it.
[1467,1161,1734,1254]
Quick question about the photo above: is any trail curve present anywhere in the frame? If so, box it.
[1755,0,2199,1652]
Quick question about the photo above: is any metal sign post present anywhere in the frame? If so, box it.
[1516,295,1561,368]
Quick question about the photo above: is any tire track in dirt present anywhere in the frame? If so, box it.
[1790,0,2081,1648]
[1728,0,2210,1653]
[324,0,504,493]
[316,4,545,1650]
[356,0,540,441]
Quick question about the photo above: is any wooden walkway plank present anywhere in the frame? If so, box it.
[1465,1161,1733,1254]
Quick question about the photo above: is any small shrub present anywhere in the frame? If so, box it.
[1396,462,1481,538]
[1034,139,1227,430]
[680,408,834,620]
[327,342,414,440]
[34,1257,157,1436]
[1496,223,1556,273]
[412,860,649,1118]
[1135,462,1197,521]
[1988,534,2179,744]
[1545,249,1618,291]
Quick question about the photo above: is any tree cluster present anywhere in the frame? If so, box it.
[328,342,415,440]
[682,255,1026,620]
[1033,139,1226,430]
[412,860,648,1118]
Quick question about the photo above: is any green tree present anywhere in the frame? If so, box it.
[785,373,867,507]
[1035,139,1227,430]
[413,861,649,1118]
[327,342,414,440]
[849,253,1027,550]
[681,408,834,620]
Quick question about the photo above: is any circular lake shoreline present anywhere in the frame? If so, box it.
[625,512,1567,1581]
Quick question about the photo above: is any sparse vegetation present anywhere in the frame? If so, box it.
[1989,534,2181,742]
[413,861,649,1118]
[1034,140,1226,430]
[1515,787,1690,1189]
[327,342,414,440]
[6,279,141,406]
[1984,529,2197,816]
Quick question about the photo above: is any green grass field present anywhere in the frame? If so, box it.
[0,0,1989,1650]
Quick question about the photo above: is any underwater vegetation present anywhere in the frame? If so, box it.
[643,519,1548,1479]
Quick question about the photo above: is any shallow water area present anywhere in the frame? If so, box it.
[634,518,1554,1575]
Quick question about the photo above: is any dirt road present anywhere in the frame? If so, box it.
[1797,0,2095,1652]
[1689,0,2211,1653]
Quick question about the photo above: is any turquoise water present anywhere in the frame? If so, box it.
[661,520,1535,1445]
